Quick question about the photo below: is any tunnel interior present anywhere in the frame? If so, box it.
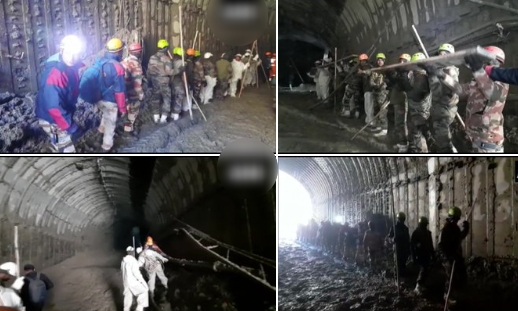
[278,156,518,311]
[0,157,276,311]
[278,0,518,152]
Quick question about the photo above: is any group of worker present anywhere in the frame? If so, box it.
[310,43,509,153]
[35,34,275,153]
[121,236,171,311]
[0,263,54,311]
[297,206,470,305]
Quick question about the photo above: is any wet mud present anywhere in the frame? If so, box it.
[278,240,518,311]
[0,86,275,153]
[278,92,518,153]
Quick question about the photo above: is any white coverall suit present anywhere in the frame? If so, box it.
[243,55,261,86]
[230,59,250,97]
[308,68,331,100]
[138,249,169,293]
[121,255,149,311]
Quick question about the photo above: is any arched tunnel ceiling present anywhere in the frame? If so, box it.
[0,157,218,237]
[279,157,436,208]
[279,0,516,57]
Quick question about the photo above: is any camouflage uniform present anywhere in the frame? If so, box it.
[120,54,144,132]
[459,68,509,153]
[386,70,408,145]
[171,58,186,113]
[429,66,460,153]
[369,71,389,130]
[147,50,174,115]
[201,58,217,104]
[192,58,205,102]
[215,57,233,99]
[342,66,363,116]
[401,69,432,153]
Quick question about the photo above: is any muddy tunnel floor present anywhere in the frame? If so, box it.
[278,240,518,311]
[278,92,518,153]
[39,248,274,311]
[0,85,275,153]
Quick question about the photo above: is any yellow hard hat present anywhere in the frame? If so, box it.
[411,52,426,62]
[195,50,201,57]
[399,53,411,62]
[157,39,169,49]
[106,38,124,52]
[376,53,386,60]
[173,47,183,56]
[439,43,454,54]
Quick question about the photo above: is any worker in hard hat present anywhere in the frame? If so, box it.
[438,206,470,305]
[411,216,435,294]
[35,34,86,153]
[386,54,411,152]
[137,244,169,296]
[400,52,432,153]
[215,53,233,100]
[359,53,387,135]
[0,262,24,309]
[121,246,149,311]
[362,221,383,271]
[147,40,183,123]
[230,54,250,97]
[387,212,411,278]
[418,43,459,153]
[90,38,128,152]
[461,46,509,153]
[120,42,145,135]
[191,50,205,104]
[200,52,217,104]
[171,47,189,113]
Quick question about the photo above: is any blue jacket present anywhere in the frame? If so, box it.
[487,66,518,85]
[97,52,127,113]
[35,54,84,130]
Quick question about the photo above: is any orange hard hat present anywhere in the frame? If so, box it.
[186,48,195,56]
[266,52,271,56]
[146,236,153,245]
[128,43,142,53]
[359,54,369,61]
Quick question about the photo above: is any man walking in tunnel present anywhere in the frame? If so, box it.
[438,206,470,305]
[363,221,384,271]
[122,246,149,311]
[120,43,145,136]
[19,264,54,311]
[201,52,217,105]
[138,245,169,298]
[387,212,411,279]
[411,216,435,294]
[215,53,233,100]
[230,54,249,97]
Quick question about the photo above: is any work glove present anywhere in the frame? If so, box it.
[465,55,485,72]
[253,54,259,61]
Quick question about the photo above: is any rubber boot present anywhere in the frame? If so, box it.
[153,114,160,123]
[159,115,167,124]
[170,113,179,121]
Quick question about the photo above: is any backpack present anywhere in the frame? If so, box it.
[27,273,47,305]
[79,57,116,103]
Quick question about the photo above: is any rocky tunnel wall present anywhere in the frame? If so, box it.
[280,157,518,259]
[0,156,243,274]
[0,0,276,94]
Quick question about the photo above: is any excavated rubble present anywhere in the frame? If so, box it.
[279,241,518,311]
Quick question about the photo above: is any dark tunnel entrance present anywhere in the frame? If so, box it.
[278,156,518,311]
[0,157,276,311]
[278,39,325,87]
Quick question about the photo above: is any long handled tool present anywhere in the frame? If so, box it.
[238,40,258,98]
[351,100,391,140]
[290,58,304,85]
[443,260,456,311]
[411,24,465,129]
[178,4,193,120]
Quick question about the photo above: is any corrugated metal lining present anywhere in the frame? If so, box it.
[279,157,518,259]
[0,0,276,93]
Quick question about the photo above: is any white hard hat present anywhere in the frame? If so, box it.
[244,52,251,57]
[204,52,213,59]
[235,54,242,58]
[136,247,142,254]
[246,49,252,52]
[0,262,17,277]
[126,246,134,252]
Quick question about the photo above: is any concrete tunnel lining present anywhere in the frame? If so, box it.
[280,157,518,259]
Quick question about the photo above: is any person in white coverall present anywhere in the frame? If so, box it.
[200,52,218,105]
[137,247,169,294]
[230,54,250,97]
[307,60,322,99]
[121,247,149,311]
[307,60,331,101]
[0,262,25,310]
